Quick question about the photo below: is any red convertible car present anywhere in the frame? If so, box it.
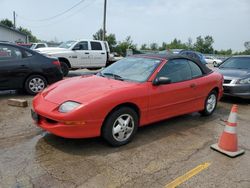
[32,54,223,146]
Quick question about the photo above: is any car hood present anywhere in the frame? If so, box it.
[36,47,70,54]
[42,75,138,104]
[217,68,250,79]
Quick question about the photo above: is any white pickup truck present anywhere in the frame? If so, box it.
[36,39,110,76]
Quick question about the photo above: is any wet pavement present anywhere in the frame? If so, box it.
[0,73,250,188]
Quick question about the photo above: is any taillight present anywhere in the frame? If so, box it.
[52,60,61,68]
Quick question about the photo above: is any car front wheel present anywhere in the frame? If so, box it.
[25,75,47,95]
[200,90,218,116]
[60,61,69,76]
[102,107,138,146]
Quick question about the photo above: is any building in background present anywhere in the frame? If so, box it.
[0,24,28,43]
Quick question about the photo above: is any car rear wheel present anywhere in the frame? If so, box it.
[25,75,47,95]
[102,107,138,146]
[200,90,218,116]
[60,61,69,76]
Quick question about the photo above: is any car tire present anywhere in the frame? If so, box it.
[60,61,69,76]
[25,75,47,95]
[213,61,217,67]
[102,107,138,147]
[200,90,218,116]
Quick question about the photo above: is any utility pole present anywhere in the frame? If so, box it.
[102,0,107,41]
[13,11,16,29]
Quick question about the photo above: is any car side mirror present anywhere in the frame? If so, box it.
[153,77,171,86]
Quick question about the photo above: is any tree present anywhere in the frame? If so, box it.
[18,27,39,42]
[140,44,148,50]
[0,18,14,28]
[93,29,117,52]
[93,29,104,40]
[214,49,232,55]
[166,38,188,50]
[159,42,168,51]
[244,41,250,50]
[194,36,214,54]
[186,37,193,50]
[150,43,158,50]
[0,18,39,42]
[115,36,137,56]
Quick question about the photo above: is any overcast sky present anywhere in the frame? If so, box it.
[1,0,250,51]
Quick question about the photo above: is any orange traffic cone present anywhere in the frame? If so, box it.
[211,104,245,157]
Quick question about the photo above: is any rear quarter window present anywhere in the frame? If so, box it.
[91,42,102,50]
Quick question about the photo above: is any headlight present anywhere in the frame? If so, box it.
[58,101,81,113]
[237,78,250,84]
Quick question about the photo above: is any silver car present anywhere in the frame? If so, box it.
[217,56,250,99]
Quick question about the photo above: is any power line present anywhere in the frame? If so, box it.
[17,0,97,29]
[17,0,86,22]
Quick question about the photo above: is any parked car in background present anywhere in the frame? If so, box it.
[0,42,63,95]
[16,43,33,48]
[32,54,223,146]
[158,49,207,65]
[179,50,207,65]
[205,56,222,66]
[31,43,48,50]
[36,39,111,76]
[217,55,250,99]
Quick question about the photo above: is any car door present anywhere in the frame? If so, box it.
[147,59,200,122]
[0,44,31,89]
[187,59,210,109]
[71,41,91,67]
[89,41,107,67]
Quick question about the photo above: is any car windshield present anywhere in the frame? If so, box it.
[220,57,250,69]
[30,44,36,49]
[58,41,76,49]
[99,57,161,82]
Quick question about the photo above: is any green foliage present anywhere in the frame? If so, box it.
[0,19,14,28]
[115,36,137,56]
[18,27,39,42]
[150,43,158,50]
[159,42,168,51]
[194,36,214,54]
[166,38,189,50]
[0,18,39,42]
[140,44,149,50]
[93,29,103,40]
[214,49,232,55]
[93,29,117,52]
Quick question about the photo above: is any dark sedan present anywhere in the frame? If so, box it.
[0,42,63,95]
[217,56,250,99]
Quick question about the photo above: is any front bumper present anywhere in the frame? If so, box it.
[32,109,102,138]
[32,95,102,138]
[223,83,250,99]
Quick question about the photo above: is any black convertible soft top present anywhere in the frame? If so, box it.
[133,53,212,75]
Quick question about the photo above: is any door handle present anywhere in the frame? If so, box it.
[85,52,89,54]
[190,83,196,88]
[101,52,105,54]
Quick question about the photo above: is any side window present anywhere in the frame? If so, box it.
[90,42,102,50]
[74,41,88,50]
[36,44,45,48]
[0,45,22,61]
[23,50,33,58]
[188,60,203,78]
[157,59,192,83]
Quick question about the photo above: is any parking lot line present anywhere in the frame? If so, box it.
[164,162,211,188]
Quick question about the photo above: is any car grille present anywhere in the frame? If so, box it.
[224,79,232,84]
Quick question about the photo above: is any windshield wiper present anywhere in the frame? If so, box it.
[102,72,124,81]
